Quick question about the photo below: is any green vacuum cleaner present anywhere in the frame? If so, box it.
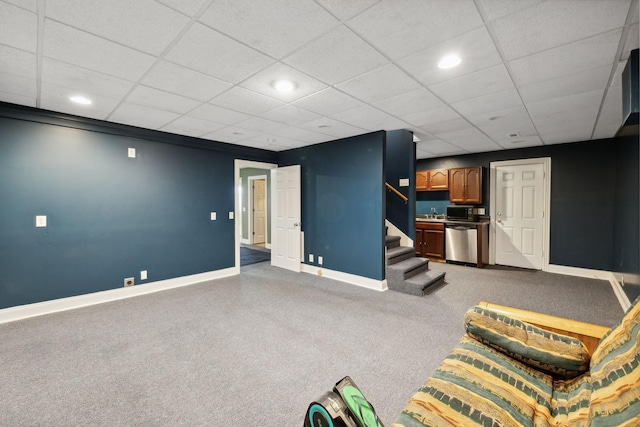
[304,376,384,427]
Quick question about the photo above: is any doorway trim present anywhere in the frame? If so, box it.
[247,175,268,245]
[489,157,551,271]
[234,159,277,272]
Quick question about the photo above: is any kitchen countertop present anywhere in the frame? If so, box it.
[416,217,490,226]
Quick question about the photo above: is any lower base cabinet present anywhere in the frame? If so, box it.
[415,223,445,260]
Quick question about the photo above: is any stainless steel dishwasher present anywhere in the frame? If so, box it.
[445,223,477,264]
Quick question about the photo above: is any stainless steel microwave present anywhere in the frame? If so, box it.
[446,205,477,221]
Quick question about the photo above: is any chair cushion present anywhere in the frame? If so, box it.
[551,374,592,427]
[464,306,590,379]
[392,335,553,427]
[588,297,640,426]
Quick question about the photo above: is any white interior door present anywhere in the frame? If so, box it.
[495,163,545,269]
[271,165,301,272]
[252,179,266,244]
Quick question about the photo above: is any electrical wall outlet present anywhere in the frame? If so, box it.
[128,147,136,158]
[35,215,47,227]
[124,277,134,287]
[140,270,147,281]
[318,256,323,266]
[309,254,314,263]
[210,212,216,221]
[228,211,234,219]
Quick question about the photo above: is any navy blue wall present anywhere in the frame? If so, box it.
[416,138,639,277]
[385,130,415,239]
[278,132,385,281]
[0,104,275,309]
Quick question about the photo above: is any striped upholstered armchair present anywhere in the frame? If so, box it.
[393,297,640,427]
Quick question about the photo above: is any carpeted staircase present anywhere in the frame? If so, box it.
[385,235,446,296]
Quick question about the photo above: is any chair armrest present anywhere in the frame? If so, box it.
[477,301,610,356]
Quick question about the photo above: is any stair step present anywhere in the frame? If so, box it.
[385,235,401,249]
[386,246,416,265]
[406,270,446,293]
[387,257,430,280]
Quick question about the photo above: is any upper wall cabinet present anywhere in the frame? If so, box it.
[416,169,449,191]
[449,166,482,204]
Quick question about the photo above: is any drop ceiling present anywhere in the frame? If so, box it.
[0,0,637,158]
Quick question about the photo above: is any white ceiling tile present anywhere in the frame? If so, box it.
[592,123,620,140]
[330,104,407,131]
[493,0,631,60]
[43,20,156,81]
[126,85,201,115]
[397,27,502,87]
[437,127,501,153]
[528,89,604,118]
[495,135,544,149]
[109,103,180,129]
[0,2,37,52]
[509,30,622,87]
[46,0,189,56]
[518,65,611,104]
[0,44,37,80]
[160,116,226,137]
[416,139,467,156]
[315,0,382,20]
[419,117,473,135]
[336,64,421,104]
[239,62,328,102]
[283,26,389,85]
[452,88,523,118]
[209,87,284,116]
[0,71,36,98]
[403,104,461,128]
[373,88,442,117]
[233,117,287,134]
[292,88,365,116]
[469,106,537,140]
[42,58,134,99]
[40,82,120,120]
[199,0,338,58]
[155,0,209,16]
[298,117,368,138]
[269,126,331,144]
[622,23,639,60]
[141,61,232,102]
[188,103,250,125]
[2,0,37,11]
[165,23,273,83]
[261,105,322,126]
[0,90,36,107]
[204,126,260,143]
[479,0,544,21]
[349,0,484,59]
[428,64,515,104]
[597,87,623,126]
[538,118,595,144]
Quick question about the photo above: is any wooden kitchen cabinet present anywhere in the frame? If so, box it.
[416,169,449,191]
[415,222,445,260]
[449,166,482,204]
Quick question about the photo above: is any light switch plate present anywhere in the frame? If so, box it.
[211,212,216,221]
[228,211,234,219]
[128,147,136,158]
[35,215,47,227]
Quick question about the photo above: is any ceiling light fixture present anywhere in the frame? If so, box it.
[273,79,296,92]
[69,95,92,105]
[437,55,461,69]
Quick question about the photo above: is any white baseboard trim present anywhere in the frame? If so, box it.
[0,267,239,325]
[300,264,388,292]
[547,264,630,312]
[241,238,250,244]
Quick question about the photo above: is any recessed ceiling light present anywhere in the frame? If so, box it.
[437,55,461,69]
[69,95,92,105]
[273,79,296,92]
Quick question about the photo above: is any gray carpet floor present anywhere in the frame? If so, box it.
[0,262,623,426]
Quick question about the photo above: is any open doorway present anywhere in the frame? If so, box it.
[234,160,277,268]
